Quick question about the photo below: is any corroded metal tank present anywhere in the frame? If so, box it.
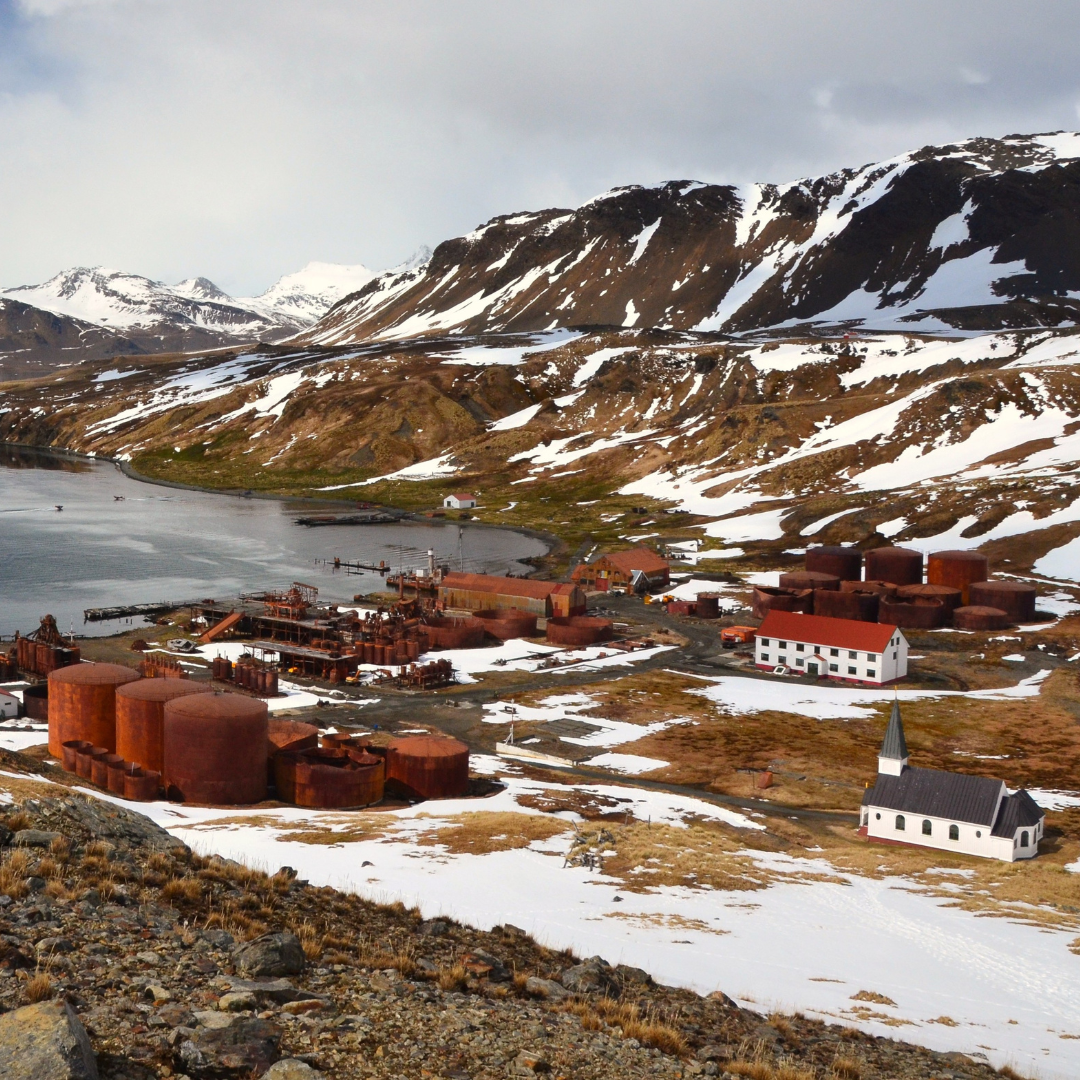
[878,597,945,629]
[472,608,538,641]
[267,717,320,784]
[386,735,469,800]
[805,545,862,582]
[953,605,1011,631]
[123,766,161,801]
[424,616,487,649]
[865,547,923,587]
[163,692,268,805]
[276,748,385,808]
[841,580,898,598]
[779,571,840,592]
[545,616,614,646]
[813,588,879,622]
[695,593,721,619]
[61,739,91,774]
[927,550,989,605]
[751,587,812,619]
[896,583,963,617]
[969,581,1037,622]
[666,600,696,616]
[47,663,140,758]
[115,677,204,775]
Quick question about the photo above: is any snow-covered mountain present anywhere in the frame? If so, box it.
[0,261,374,375]
[303,132,1080,345]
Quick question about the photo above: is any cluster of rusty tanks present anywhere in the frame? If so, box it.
[752,546,1039,631]
[47,662,470,809]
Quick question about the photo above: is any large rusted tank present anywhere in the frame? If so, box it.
[386,735,469,800]
[927,550,989,605]
[751,587,812,619]
[953,605,1011,631]
[695,593,721,619]
[813,588,879,622]
[276,748,385,808]
[666,600,696,616]
[805,545,862,582]
[424,616,487,649]
[472,608,539,640]
[115,677,204,775]
[163,692,268,805]
[545,617,614,646]
[896,583,963,617]
[47,663,140,758]
[878,597,945,629]
[969,581,1038,622]
[22,683,48,722]
[779,571,840,592]
[267,718,320,783]
[123,766,161,802]
[841,580,898,598]
[865,547,923,587]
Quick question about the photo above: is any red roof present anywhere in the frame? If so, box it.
[598,547,670,575]
[449,493,476,500]
[757,610,898,652]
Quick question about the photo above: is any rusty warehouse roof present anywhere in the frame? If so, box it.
[439,572,564,599]
[598,547,670,574]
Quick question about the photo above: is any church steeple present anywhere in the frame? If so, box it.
[878,699,909,776]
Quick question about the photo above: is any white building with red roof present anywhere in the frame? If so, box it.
[754,610,908,684]
[442,493,477,509]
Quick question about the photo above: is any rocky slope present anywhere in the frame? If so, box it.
[0,756,1023,1080]
[303,132,1080,344]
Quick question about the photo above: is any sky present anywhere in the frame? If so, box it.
[2,0,1080,295]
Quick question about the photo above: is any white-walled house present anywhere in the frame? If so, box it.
[443,493,477,510]
[861,702,1044,862]
[754,610,907,685]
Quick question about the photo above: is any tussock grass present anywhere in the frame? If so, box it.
[436,962,468,991]
[24,972,53,1003]
[559,997,687,1056]
[411,811,572,855]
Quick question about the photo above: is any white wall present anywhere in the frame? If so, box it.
[755,629,908,684]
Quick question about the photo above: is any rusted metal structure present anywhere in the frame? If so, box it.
[780,571,840,592]
[47,663,140,757]
[953,605,1011,631]
[16,615,81,678]
[695,593,721,619]
[123,767,162,801]
[115,678,204,776]
[805,545,863,582]
[163,692,268,805]
[813,588,879,622]
[268,717,320,757]
[927,550,989,605]
[896,583,963,617]
[74,744,96,779]
[438,573,586,617]
[969,581,1037,622]
[545,616,615,646]
[61,740,91,773]
[88,748,110,787]
[386,735,469,800]
[878,596,945,629]
[275,747,385,808]
[22,683,48,721]
[864,547,923,587]
[751,587,812,618]
[471,608,539,640]
[423,616,486,649]
[137,657,190,679]
[386,659,456,689]
[105,756,127,795]
[666,600,697,616]
[841,580,898,598]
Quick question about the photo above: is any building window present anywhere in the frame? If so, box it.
[893,651,897,659]
[1020,831,1029,847]
[778,656,787,664]
[866,669,876,678]
[849,651,857,659]
[760,639,769,646]
[847,666,857,675]
[830,648,838,656]
[760,654,769,663]
[949,824,959,841]
[829,664,838,672]
[867,654,877,662]
[796,643,804,652]
[922,819,932,835]
[895,815,905,831]
[875,812,881,820]
[779,641,787,648]
[976,830,982,838]
[796,658,804,667]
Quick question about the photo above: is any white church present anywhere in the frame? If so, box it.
[861,702,1045,862]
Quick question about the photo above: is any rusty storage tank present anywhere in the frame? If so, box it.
[546,616,614,646]
[267,718,320,784]
[865,547,923,587]
[105,756,127,796]
[896,583,963,618]
[779,571,840,592]
[969,581,1038,622]
[276,748,385,808]
[666,600,697,616]
[88,748,110,787]
[805,545,863,582]
[841,579,898,599]
[878,596,945,629]
[74,744,96,780]
[22,683,48,722]
[424,616,486,650]
[47,663,140,758]
[751,587,812,619]
[115,677,204,776]
[695,593,721,619]
[472,608,539,640]
[123,766,161,802]
[927,550,988,605]
[61,740,91,773]
[163,692,268,805]
[813,588,879,622]
[386,735,469,800]
[953,605,1011,631]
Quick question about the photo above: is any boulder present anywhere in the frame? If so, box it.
[0,1000,98,1080]
[263,1060,324,1080]
[559,956,618,995]
[14,829,61,848]
[174,1015,281,1079]
[232,933,305,978]
[524,977,569,1001]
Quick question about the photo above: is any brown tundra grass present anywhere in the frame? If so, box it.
[24,972,53,1004]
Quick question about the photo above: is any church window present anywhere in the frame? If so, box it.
[895,815,905,831]
[922,819,932,835]
[1020,831,1029,847]
[949,824,959,841]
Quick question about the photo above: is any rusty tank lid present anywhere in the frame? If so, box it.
[116,677,204,702]
[929,549,989,562]
[48,663,140,686]
[164,691,268,722]
[955,605,1008,616]
[970,580,1035,593]
[388,734,469,759]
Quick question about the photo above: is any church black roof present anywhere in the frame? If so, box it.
[862,766,1005,826]
[991,790,1045,837]
[880,699,908,761]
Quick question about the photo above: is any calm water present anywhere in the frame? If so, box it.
[0,445,548,637]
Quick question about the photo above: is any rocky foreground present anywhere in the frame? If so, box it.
[0,762,1026,1080]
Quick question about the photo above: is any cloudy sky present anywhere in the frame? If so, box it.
[2,0,1080,295]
